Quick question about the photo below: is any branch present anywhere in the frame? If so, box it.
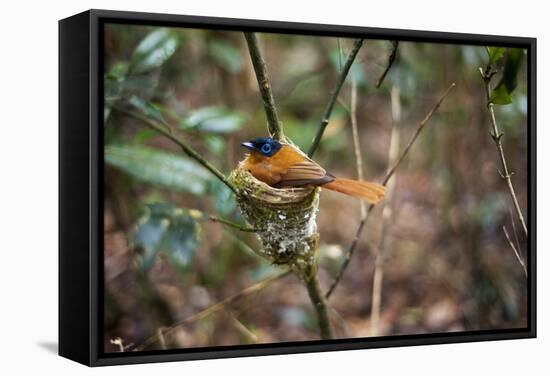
[503,226,527,279]
[156,328,167,350]
[244,32,284,141]
[509,207,523,260]
[349,79,367,218]
[222,229,263,260]
[325,78,366,300]
[207,215,257,232]
[243,35,333,339]
[109,337,126,352]
[479,68,528,237]
[114,107,237,194]
[325,218,367,298]
[304,272,333,339]
[382,82,456,185]
[131,271,291,351]
[189,209,257,232]
[308,38,364,157]
[376,41,399,88]
[370,85,401,336]
[229,314,259,343]
[326,82,456,299]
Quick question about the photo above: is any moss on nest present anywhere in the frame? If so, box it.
[228,166,320,279]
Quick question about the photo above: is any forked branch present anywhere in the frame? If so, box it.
[325,82,456,298]
[207,215,257,232]
[308,38,364,157]
[382,83,456,184]
[503,226,527,279]
[131,271,291,351]
[244,32,284,141]
[479,67,528,237]
[369,85,402,336]
[243,32,333,339]
[114,107,237,194]
[376,41,399,88]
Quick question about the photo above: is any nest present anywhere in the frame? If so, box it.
[228,166,320,279]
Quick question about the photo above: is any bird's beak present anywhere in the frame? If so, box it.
[240,141,255,150]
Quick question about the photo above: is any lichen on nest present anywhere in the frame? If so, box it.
[228,166,320,278]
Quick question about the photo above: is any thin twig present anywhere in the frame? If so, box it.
[244,32,284,141]
[308,39,364,157]
[188,209,257,232]
[336,97,351,114]
[337,38,343,71]
[156,328,167,350]
[131,271,291,351]
[370,85,401,336]
[325,78,368,299]
[207,215,257,232]
[382,83,456,185]
[509,207,523,259]
[326,83,456,298]
[328,305,350,337]
[370,255,384,336]
[229,313,259,343]
[325,218,368,298]
[109,337,125,352]
[376,41,399,88]
[114,106,237,194]
[479,67,528,237]
[222,229,263,260]
[503,226,527,279]
[349,79,367,219]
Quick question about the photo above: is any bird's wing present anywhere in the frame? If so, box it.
[277,157,334,187]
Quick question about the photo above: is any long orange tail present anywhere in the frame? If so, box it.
[322,178,385,204]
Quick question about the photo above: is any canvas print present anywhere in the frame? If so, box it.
[102,23,529,353]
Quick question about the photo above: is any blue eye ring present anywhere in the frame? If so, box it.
[261,143,272,154]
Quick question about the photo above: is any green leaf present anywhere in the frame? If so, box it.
[128,95,169,127]
[491,48,524,106]
[486,46,506,65]
[490,84,513,105]
[133,203,200,271]
[133,209,168,270]
[129,28,179,74]
[208,180,237,217]
[105,145,211,195]
[122,74,160,92]
[202,134,225,155]
[104,72,125,102]
[181,106,245,134]
[208,41,244,73]
[132,128,158,144]
[104,63,129,123]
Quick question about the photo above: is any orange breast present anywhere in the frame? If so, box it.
[241,145,306,186]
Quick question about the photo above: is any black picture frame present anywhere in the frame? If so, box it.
[59,8,537,367]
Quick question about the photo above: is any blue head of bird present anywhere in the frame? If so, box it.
[241,137,282,157]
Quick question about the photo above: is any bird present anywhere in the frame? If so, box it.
[240,137,385,204]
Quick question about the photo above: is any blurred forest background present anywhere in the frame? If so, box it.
[103,24,528,352]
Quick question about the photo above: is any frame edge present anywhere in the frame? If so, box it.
[59,10,93,367]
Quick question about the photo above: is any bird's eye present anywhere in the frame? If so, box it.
[261,143,272,154]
